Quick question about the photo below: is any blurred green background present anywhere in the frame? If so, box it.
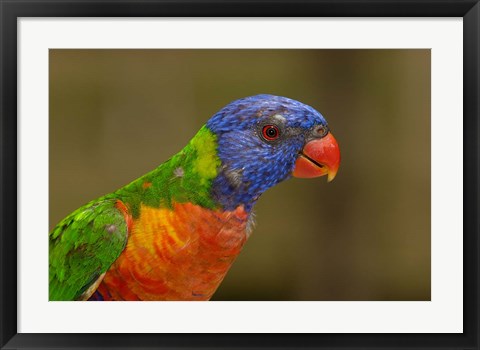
[49,49,430,301]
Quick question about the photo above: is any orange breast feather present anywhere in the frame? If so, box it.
[93,202,249,300]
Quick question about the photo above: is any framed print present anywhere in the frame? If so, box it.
[1,1,479,349]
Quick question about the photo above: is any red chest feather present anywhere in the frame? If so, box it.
[93,202,249,300]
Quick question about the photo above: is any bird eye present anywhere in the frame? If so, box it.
[262,125,280,141]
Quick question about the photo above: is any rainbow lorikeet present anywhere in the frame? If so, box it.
[49,94,340,301]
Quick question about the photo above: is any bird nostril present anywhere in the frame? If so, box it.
[314,126,327,137]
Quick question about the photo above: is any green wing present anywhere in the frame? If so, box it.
[49,199,129,301]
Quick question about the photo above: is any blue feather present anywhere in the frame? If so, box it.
[206,94,328,211]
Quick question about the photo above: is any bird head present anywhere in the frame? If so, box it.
[205,94,340,211]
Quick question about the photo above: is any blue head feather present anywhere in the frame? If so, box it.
[206,94,329,212]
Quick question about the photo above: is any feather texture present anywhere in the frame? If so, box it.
[49,199,129,300]
[90,202,248,300]
[49,94,336,301]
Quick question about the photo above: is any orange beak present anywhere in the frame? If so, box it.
[292,132,340,182]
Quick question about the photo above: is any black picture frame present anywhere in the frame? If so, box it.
[1,1,478,349]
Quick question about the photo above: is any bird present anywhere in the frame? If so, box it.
[49,94,341,301]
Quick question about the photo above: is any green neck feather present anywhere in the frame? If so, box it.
[114,126,221,217]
